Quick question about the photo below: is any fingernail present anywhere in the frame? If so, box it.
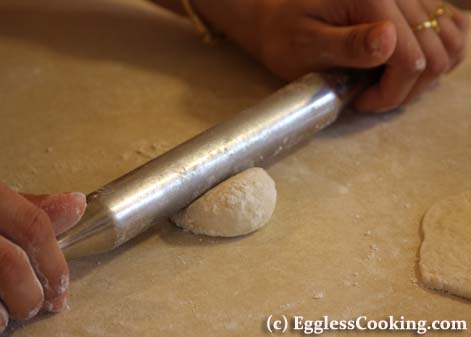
[0,307,8,332]
[367,24,390,58]
[24,303,42,320]
[375,105,399,113]
[58,274,70,296]
[69,192,86,201]
[66,192,87,227]
[39,192,87,234]
[415,58,426,71]
[44,294,68,313]
[367,35,382,57]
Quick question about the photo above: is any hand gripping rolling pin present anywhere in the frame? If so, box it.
[58,71,372,259]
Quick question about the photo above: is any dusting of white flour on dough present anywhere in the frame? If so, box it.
[171,167,277,237]
[419,191,471,299]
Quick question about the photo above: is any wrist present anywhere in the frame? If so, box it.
[182,0,219,43]
[191,0,267,57]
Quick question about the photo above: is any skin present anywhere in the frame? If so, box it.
[0,0,469,333]
[0,185,86,333]
[156,0,469,113]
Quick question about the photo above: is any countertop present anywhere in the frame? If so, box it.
[1,1,470,336]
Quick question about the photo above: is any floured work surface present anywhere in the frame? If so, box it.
[0,0,470,336]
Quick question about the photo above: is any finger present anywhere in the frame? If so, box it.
[353,2,426,112]
[22,192,87,236]
[437,18,466,71]
[0,302,8,333]
[0,183,69,313]
[0,235,43,320]
[43,292,68,313]
[398,0,450,104]
[421,1,467,71]
[449,3,470,33]
[299,19,396,69]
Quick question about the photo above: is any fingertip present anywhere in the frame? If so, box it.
[24,302,42,321]
[49,262,70,298]
[43,272,69,313]
[353,86,380,113]
[38,192,87,236]
[43,293,68,314]
[26,237,70,311]
[452,7,470,32]
[353,85,398,113]
[59,273,70,296]
[12,286,43,321]
[366,21,397,61]
[66,192,87,227]
[70,192,86,204]
[0,305,8,333]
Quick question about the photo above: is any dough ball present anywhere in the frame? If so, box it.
[419,191,471,299]
[171,167,276,237]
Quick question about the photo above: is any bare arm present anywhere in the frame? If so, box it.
[149,0,468,113]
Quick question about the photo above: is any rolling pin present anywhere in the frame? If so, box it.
[58,71,371,259]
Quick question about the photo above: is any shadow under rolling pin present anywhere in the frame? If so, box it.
[58,71,373,259]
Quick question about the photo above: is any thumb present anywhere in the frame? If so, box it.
[309,20,397,69]
[22,192,87,236]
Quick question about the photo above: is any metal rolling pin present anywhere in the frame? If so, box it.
[58,71,370,259]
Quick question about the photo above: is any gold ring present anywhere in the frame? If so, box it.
[414,18,441,33]
[413,2,451,33]
[433,2,451,18]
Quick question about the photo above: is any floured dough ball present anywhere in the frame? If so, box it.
[171,167,276,237]
[419,191,471,299]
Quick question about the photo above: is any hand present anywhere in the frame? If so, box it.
[0,183,86,333]
[193,0,469,113]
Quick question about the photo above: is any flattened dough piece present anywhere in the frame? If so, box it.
[419,191,471,299]
[171,168,276,237]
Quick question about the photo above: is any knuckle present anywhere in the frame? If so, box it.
[16,206,51,248]
[0,243,28,278]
